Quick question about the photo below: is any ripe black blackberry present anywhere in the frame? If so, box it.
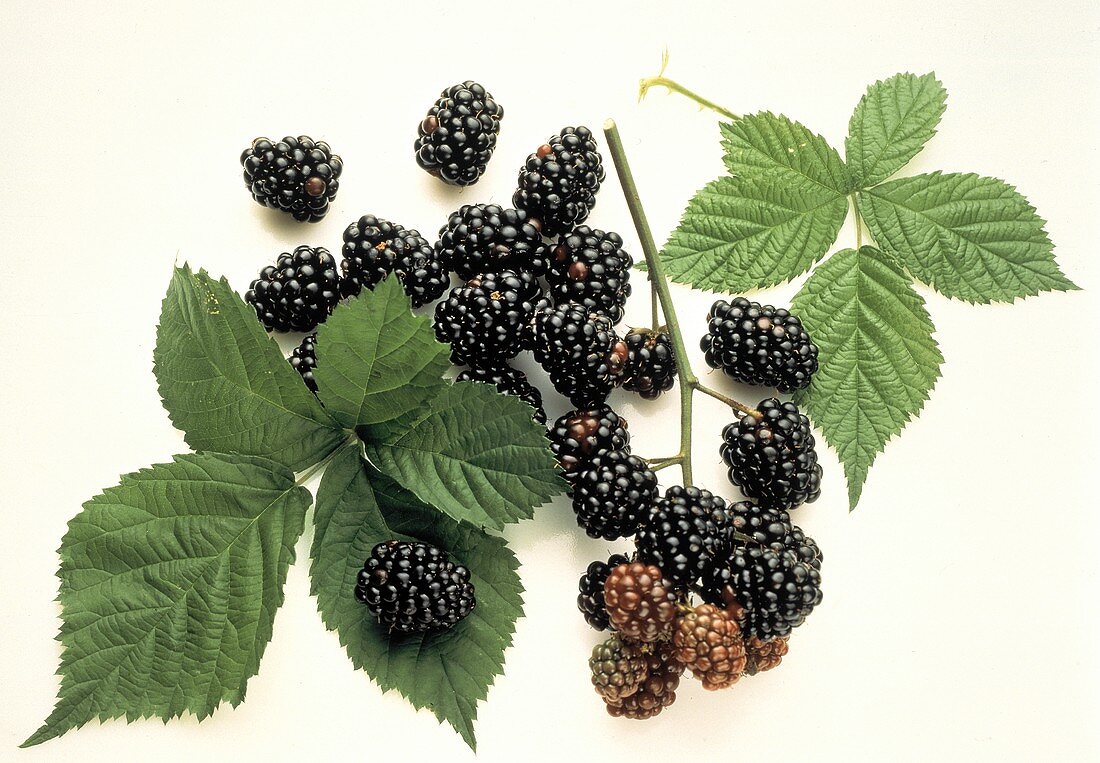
[289,333,319,393]
[414,81,503,186]
[513,126,605,236]
[729,500,794,547]
[572,451,658,541]
[241,136,342,222]
[547,405,630,482]
[456,364,546,424]
[532,303,628,407]
[434,270,544,368]
[721,398,822,511]
[436,204,548,281]
[340,215,449,308]
[355,540,476,634]
[577,553,631,631]
[546,227,632,323]
[621,329,677,399]
[636,485,734,588]
[701,297,819,392]
[245,245,341,332]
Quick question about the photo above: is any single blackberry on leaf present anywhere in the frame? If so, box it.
[701,297,819,392]
[414,81,503,186]
[245,245,341,332]
[514,126,605,236]
[672,603,746,691]
[436,204,548,280]
[589,635,648,704]
[744,636,789,676]
[456,364,546,423]
[532,303,628,407]
[289,333,319,393]
[548,405,630,482]
[572,450,658,541]
[434,270,544,368]
[241,135,342,222]
[604,640,684,720]
[578,553,630,631]
[721,398,822,511]
[354,540,475,634]
[340,215,449,308]
[546,227,632,323]
[636,485,734,588]
[621,329,677,399]
[603,561,679,642]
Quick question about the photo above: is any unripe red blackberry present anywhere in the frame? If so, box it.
[744,635,789,676]
[673,604,747,690]
[603,562,679,642]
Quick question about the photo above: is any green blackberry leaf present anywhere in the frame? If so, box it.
[655,173,848,292]
[313,276,450,428]
[24,452,311,747]
[310,446,523,751]
[154,265,344,471]
[846,72,947,188]
[720,112,851,193]
[792,247,943,508]
[362,381,564,530]
[860,172,1078,303]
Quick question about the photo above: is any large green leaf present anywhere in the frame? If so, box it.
[314,276,450,429]
[362,381,564,530]
[720,111,851,194]
[846,72,947,188]
[310,446,523,750]
[24,452,311,747]
[792,247,943,508]
[154,265,344,470]
[656,173,848,292]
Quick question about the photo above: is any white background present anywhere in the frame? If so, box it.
[2,1,1098,760]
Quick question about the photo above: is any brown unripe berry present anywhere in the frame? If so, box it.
[744,635,789,676]
[604,562,678,642]
[673,603,747,690]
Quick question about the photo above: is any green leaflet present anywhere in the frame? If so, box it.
[314,276,450,428]
[310,446,523,750]
[154,265,345,471]
[720,111,851,194]
[24,452,311,747]
[860,172,1078,303]
[846,72,947,188]
[792,247,943,507]
[362,381,565,530]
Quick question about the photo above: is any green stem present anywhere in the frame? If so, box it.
[851,193,863,249]
[694,383,762,418]
[638,76,742,122]
[295,434,358,487]
[650,275,661,331]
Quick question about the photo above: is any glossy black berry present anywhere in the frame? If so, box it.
[340,215,449,308]
[245,245,341,333]
[547,405,630,482]
[532,303,627,407]
[701,297,819,393]
[436,204,548,280]
[289,333,318,393]
[621,329,677,399]
[241,136,342,222]
[355,541,476,634]
[721,398,822,511]
[578,553,631,631]
[546,227,632,323]
[456,364,546,424]
[572,450,658,541]
[636,485,734,588]
[513,126,605,236]
[434,270,544,368]
[415,81,503,186]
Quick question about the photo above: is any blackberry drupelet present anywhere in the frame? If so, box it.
[513,126,605,236]
[604,641,684,720]
[672,604,746,690]
[604,562,679,642]
[572,450,658,541]
[289,333,319,393]
[414,81,503,186]
[354,540,475,634]
[701,297,819,392]
[456,364,546,424]
[434,270,544,368]
[241,136,342,222]
[621,329,677,399]
[340,215,449,308]
[545,227,632,323]
[245,245,341,332]
[636,485,734,588]
[721,398,822,511]
[436,204,548,280]
[577,553,631,631]
[589,635,648,704]
[532,303,628,407]
[547,405,630,481]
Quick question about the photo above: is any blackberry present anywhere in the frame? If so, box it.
[621,329,677,399]
[240,135,342,222]
[532,303,628,407]
[721,398,822,511]
[547,405,630,481]
[605,641,684,720]
[604,561,679,642]
[513,126,605,236]
[701,297,819,392]
[729,500,793,547]
[577,553,631,631]
[744,636,789,676]
[546,227,632,323]
[456,364,546,424]
[289,333,319,393]
[672,604,746,690]
[415,81,503,186]
[340,215,449,308]
[436,204,548,281]
[572,451,658,541]
[434,271,544,368]
[354,540,475,634]
[245,245,341,332]
[636,485,734,588]
[589,635,648,704]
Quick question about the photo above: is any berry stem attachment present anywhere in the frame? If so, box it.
[850,193,864,249]
[638,51,741,122]
[294,434,359,487]
[694,383,763,418]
